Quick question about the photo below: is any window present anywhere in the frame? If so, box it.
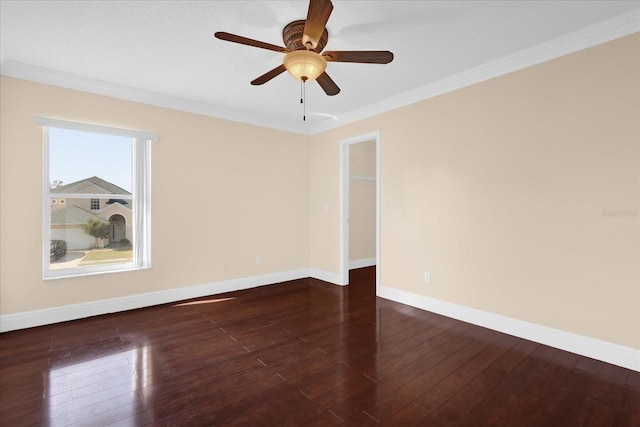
[38,117,155,279]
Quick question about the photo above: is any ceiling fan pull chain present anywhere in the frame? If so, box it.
[303,80,306,121]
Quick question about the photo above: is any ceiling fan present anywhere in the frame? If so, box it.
[214,0,394,96]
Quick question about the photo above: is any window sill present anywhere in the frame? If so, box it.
[43,263,150,280]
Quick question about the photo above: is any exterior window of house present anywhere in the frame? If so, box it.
[38,117,155,279]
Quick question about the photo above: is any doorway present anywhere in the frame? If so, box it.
[109,214,126,244]
[339,131,380,289]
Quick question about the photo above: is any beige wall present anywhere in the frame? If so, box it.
[0,77,310,314]
[349,140,376,262]
[1,33,638,351]
[309,33,640,349]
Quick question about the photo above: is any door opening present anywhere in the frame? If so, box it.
[339,131,380,289]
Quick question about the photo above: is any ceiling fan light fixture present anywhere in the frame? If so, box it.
[283,50,327,82]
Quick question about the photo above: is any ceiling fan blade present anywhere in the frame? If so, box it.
[316,72,340,96]
[302,0,333,50]
[215,32,288,53]
[251,64,287,85]
[323,51,394,64]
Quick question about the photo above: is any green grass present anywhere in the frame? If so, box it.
[80,248,133,265]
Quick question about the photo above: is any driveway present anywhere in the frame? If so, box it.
[50,251,87,269]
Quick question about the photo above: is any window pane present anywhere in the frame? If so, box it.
[49,128,132,193]
[48,129,134,273]
[50,196,134,270]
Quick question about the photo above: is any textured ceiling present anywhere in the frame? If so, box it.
[1,1,639,133]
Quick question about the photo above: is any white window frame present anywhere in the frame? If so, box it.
[90,198,100,210]
[38,117,155,280]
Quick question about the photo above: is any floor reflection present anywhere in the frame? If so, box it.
[47,344,151,425]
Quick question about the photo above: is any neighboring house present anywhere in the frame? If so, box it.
[50,176,132,250]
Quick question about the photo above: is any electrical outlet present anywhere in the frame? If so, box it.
[256,256,262,266]
[423,272,431,284]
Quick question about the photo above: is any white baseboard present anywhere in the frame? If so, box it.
[378,285,640,372]
[349,258,376,270]
[309,268,344,286]
[0,268,349,332]
[10,271,634,372]
[0,269,310,333]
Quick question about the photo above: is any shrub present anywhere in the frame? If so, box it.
[83,218,109,247]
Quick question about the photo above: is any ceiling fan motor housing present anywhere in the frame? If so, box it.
[283,20,329,52]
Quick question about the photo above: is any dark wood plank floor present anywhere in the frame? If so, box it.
[1,267,638,426]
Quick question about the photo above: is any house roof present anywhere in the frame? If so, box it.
[51,205,107,226]
[51,176,131,195]
[100,201,132,215]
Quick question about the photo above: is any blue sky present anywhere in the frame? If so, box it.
[49,128,132,192]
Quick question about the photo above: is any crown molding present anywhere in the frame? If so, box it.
[0,61,310,135]
[1,9,638,136]
[309,8,640,134]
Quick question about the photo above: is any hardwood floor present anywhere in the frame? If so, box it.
[1,267,638,426]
